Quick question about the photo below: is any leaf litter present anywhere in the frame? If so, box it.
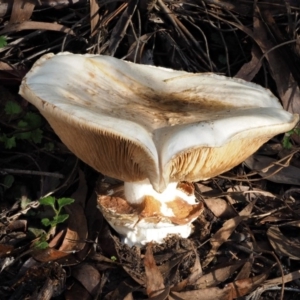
[1,0,300,299]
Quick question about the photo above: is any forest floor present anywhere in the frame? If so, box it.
[1,1,300,299]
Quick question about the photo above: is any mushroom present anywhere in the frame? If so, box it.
[20,52,299,246]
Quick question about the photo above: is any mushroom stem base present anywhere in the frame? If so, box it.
[97,181,203,246]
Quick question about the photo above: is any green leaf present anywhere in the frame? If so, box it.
[3,175,14,189]
[15,131,31,140]
[17,120,28,128]
[45,142,54,151]
[41,218,51,227]
[54,214,69,225]
[28,227,46,238]
[295,128,300,135]
[34,240,49,249]
[282,136,292,149]
[39,196,56,207]
[30,129,43,143]
[4,136,16,149]
[5,101,22,115]
[24,112,42,128]
[57,197,75,209]
[0,36,7,48]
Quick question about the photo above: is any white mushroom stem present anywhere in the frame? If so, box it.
[124,179,196,205]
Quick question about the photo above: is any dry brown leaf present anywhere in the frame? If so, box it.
[10,0,35,24]
[122,265,145,286]
[234,44,262,81]
[228,272,269,298]
[32,247,71,262]
[106,279,140,300]
[267,226,300,260]
[60,203,88,252]
[7,219,27,231]
[235,258,253,281]
[245,154,300,185]
[148,287,170,300]
[195,260,246,289]
[65,279,92,300]
[0,1,86,18]
[158,252,188,280]
[265,269,300,286]
[108,1,136,55]
[203,200,256,267]
[144,243,165,298]
[72,263,101,296]
[0,244,14,258]
[127,32,155,63]
[90,0,100,37]
[172,244,202,292]
[0,21,75,35]
[170,286,232,300]
[204,198,236,219]
[253,7,300,121]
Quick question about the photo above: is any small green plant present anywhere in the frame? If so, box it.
[110,256,117,262]
[33,234,49,250]
[32,196,75,249]
[39,196,75,228]
[0,36,7,48]
[282,128,300,149]
[0,100,43,149]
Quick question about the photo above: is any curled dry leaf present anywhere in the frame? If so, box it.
[194,260,246,289]
[267,226,300,260]
[72,263,101,297]
[234,44,262,82]
[265,269,300,286]
[65,280,91,300]
[59,203,87,252]
[203,200,257,267]
[204,198,236,219]
[144,244,165,298]
[172,242,202,292]
[33,203,88,262]
[235,257,253,281]
[170,286,232,300]
[0,244,14,258]
[170,271,268,300]
[10,0,35,24]
[0,21,75,35]
[105,279,140,300]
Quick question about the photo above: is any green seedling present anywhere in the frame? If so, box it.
[0,36,7,48]
[282,128,300,149]
[39,196,75,228]
[110,256,117,262]
[32,196,75,249]
[1,101,43,149]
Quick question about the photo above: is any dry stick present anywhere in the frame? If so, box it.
[158,0,211,69]
[0,168,64,178]
[217,19,231,76]
[218,148,300,182]
[183,17,215,72]
[134,9,141,63]
[42,158,79,199]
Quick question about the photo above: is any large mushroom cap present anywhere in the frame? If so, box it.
[20,52,299,192]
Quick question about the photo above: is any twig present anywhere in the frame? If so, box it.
[0,168,65,179]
